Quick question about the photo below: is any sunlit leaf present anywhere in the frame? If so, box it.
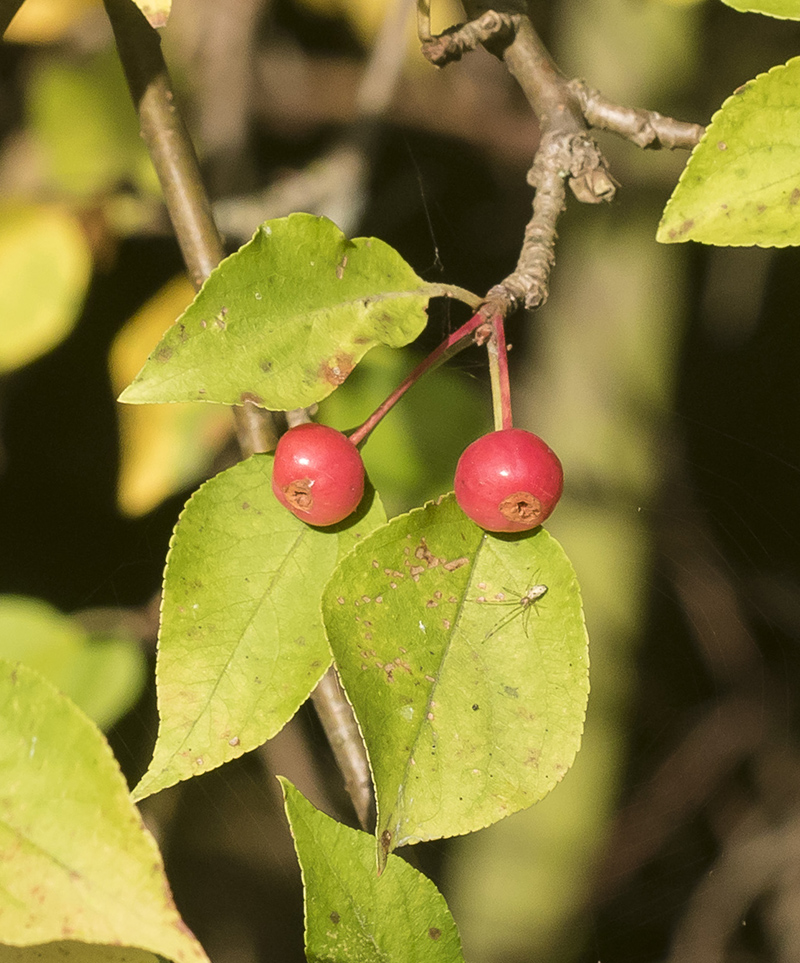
[323,494,589,868]
[0,661,208,963]
[658,57,800,246]
[0,595,146,732]
[132,454,386,801]
[282,779,466,963]
[720,0,800,18]
[110,276,233,517]
[0,204,90,374]
[119,214,445,411]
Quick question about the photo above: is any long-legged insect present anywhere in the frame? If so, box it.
[476,583,548,639]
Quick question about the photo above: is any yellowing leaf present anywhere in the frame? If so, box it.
[0,204,90,373]
[132,0,170,28]
[294,0,462,44]
[4,0,100,44]
[0,660,209,963]
[110,276,233,517]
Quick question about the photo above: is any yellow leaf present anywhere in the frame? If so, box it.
[295,0,462,44]
[0,203,91,373]
[110,277,233,517]
[4,0,101,44]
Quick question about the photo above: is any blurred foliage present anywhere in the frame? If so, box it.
[110,275,232,517]
[4,0,101,44]
[0,202,90,372]
[28,48,159,199]
[0,595,146,730]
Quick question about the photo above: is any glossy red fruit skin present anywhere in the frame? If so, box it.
[454,428,563,533]
[272,423,365,526]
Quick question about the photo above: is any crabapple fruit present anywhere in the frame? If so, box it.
[272,422,365,526]
[454,428,563,533]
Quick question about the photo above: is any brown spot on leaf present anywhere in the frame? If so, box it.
[429,928,442,941]
[499,491,543,526]
[717,141,727,151]
[240,391,264,406]
[156,345,173,363]
[319,353,354,386]
[282,478,313,513]
[791,188,800,206]
[668,218,695,240]
[330,911,340,924]
[443,557,468,572]
[259,359,273,373]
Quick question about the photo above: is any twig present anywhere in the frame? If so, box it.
[569,79,705,151]
[310,668,375,831]
[421,9,515,66]
[416,0,432,42]
[486,313,512,431]
[103,0,374,830]
[426,3,700,313]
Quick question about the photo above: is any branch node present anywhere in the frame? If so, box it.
[420,10,517,67]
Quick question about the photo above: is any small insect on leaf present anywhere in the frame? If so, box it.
[478,583,548,639]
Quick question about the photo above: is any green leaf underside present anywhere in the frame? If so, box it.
[721,0,800,19]
[322,495,589,865]
[281,780,466,963]
[0,661,207,963]
[119,214,439,411]
[132,455,386,801]
[658,57,800,246]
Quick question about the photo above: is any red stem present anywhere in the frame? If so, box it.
[492,313,513,430]
[348,309,490,447]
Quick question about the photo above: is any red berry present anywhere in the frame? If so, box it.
[272,423,365,526]
[454,428,563,533]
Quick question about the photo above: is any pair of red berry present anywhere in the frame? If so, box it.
[271,422,563,532]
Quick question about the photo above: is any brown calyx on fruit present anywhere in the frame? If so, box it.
[282,479,313,513]
[499,491,542,524]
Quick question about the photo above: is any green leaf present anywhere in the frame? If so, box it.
[133,454,386,801]
[0,596,146,732]
[658,57,800,246]
[720,0,800,19]
[119,214,443,411]
[0,204,90,374]
[281,779,466,963]
[322,494,589,867]
[0,660,208,963]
